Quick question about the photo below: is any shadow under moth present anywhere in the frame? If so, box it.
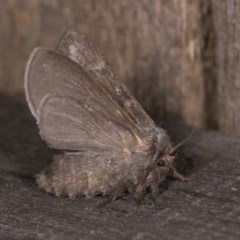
[24,30,191,205]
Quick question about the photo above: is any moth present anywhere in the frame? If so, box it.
[24,30,191,204]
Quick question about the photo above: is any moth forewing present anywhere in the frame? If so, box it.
[56,30,156,132]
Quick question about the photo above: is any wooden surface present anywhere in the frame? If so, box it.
[0,94,240,240]
[1,0,240,135]
[0,0,218,128]
[212,0,240,134]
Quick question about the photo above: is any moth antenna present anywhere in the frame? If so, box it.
[168,125,195,156]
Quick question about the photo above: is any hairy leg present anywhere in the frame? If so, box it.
[97,181,127,207]
[134,170,149,203]
[172,167,191,182]
[149,168,161,200]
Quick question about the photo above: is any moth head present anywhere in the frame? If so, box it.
[155,150,175,173]
[155,126,194,173]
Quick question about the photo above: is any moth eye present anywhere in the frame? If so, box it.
[158,160,165,167]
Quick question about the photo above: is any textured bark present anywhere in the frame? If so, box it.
[212,0,240,135]
[0,0,210,129]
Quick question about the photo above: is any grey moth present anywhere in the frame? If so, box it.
[24,30,191,204]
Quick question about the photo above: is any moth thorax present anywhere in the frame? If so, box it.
[151,127,172,154]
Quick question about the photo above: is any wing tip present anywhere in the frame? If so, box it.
[57,29,83,48]
[24,47,51,119]
[61,29,84,40]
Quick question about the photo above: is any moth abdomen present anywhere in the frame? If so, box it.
[36,155,122,198]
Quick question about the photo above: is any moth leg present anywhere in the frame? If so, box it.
[172,168,191,182]
[97,182,126,207]
[134,170,149,204]
[149,168,161,201]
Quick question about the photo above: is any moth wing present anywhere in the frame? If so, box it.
[56,30,155,131]
[25,45,107,120]
[39,94,136,151]
[25,48,144,150]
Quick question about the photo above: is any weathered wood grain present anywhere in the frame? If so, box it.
[0,0,214,129]
[211,0,240,135]
[0,94,239,240]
